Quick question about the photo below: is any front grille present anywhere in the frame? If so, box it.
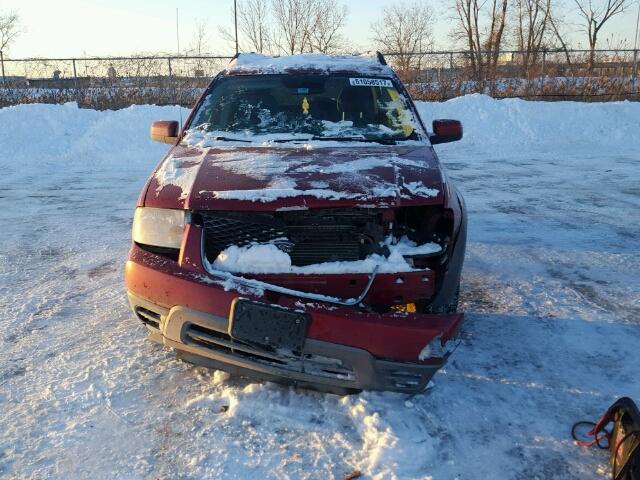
[289,242,360,265]
[185,323,355,381]
[199,208,386,267]
[201,214,286,250]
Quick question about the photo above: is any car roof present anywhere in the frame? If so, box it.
[223,52,396,77]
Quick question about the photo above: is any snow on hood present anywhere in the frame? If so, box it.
[225,52,394,76]
[145,144,444,210]
[153,150,205,200]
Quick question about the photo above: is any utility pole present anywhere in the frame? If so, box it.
[635,1,640,51]
[176,8,180,55]
[634,0,640,92]
[234,0,239,55]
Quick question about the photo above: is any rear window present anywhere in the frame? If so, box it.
[188,74,423,143]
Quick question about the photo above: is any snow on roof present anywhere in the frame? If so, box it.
[225,52,395,76]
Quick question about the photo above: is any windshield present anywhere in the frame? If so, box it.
[187,74,424,143]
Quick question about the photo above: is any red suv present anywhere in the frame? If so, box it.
[125,53,466,394]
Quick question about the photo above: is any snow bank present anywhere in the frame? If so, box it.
[2,96,637,169]
[0,102,188,170]
[417,94,640,154]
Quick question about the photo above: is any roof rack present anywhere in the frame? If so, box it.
[376,51,388,66]
[230,52,388,65]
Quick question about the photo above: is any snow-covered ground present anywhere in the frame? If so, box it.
[1,96,639,479]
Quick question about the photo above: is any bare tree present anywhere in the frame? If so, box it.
[220,0,347,55]
[219,0,271,54]
[548,6,573,66]
[452,0,509,87]
[189,19,210,75]
[0,11,21,54]
[513,0,552,77]
[238,0,272,53]
[190,19,210,56]
[308,0,348,53]
[370,1,435,75]
[573,0,630,70]
[271,0,316,54]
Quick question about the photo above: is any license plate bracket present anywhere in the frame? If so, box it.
[229,299,311,352]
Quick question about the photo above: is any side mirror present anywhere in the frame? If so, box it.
[430,119,463,145]
[150,120,179,145]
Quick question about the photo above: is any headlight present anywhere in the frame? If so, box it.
[132,207,187,249]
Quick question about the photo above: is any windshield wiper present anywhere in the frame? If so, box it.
[209,135,252,143]
[241,136,401,145]
[311,136,397,145]
[271,137,313,143]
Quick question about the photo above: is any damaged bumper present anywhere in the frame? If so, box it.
[128,291,457,393]
[126,233,463,393]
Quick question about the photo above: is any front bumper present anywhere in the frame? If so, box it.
[128,291,453,394]
[125,223,464,394]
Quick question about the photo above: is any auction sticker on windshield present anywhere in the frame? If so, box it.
[349,78,393,87]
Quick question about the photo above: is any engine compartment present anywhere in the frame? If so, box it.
[195,206,452,269]
[191,206,455,312]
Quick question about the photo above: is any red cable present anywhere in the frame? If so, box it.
[572,419,612,449]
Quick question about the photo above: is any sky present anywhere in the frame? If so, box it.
[1,0,639,58]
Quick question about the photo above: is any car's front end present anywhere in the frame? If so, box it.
[125,53,466,394]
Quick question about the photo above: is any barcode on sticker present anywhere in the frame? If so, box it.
[349,78,393,88]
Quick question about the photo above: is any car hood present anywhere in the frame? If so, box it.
[143,144,446,211]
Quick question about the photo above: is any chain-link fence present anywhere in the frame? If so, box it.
[0,49,638,108]
[387,49,639,101]
[0,54,233,108]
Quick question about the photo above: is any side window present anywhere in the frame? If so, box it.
[191,94,216,128]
